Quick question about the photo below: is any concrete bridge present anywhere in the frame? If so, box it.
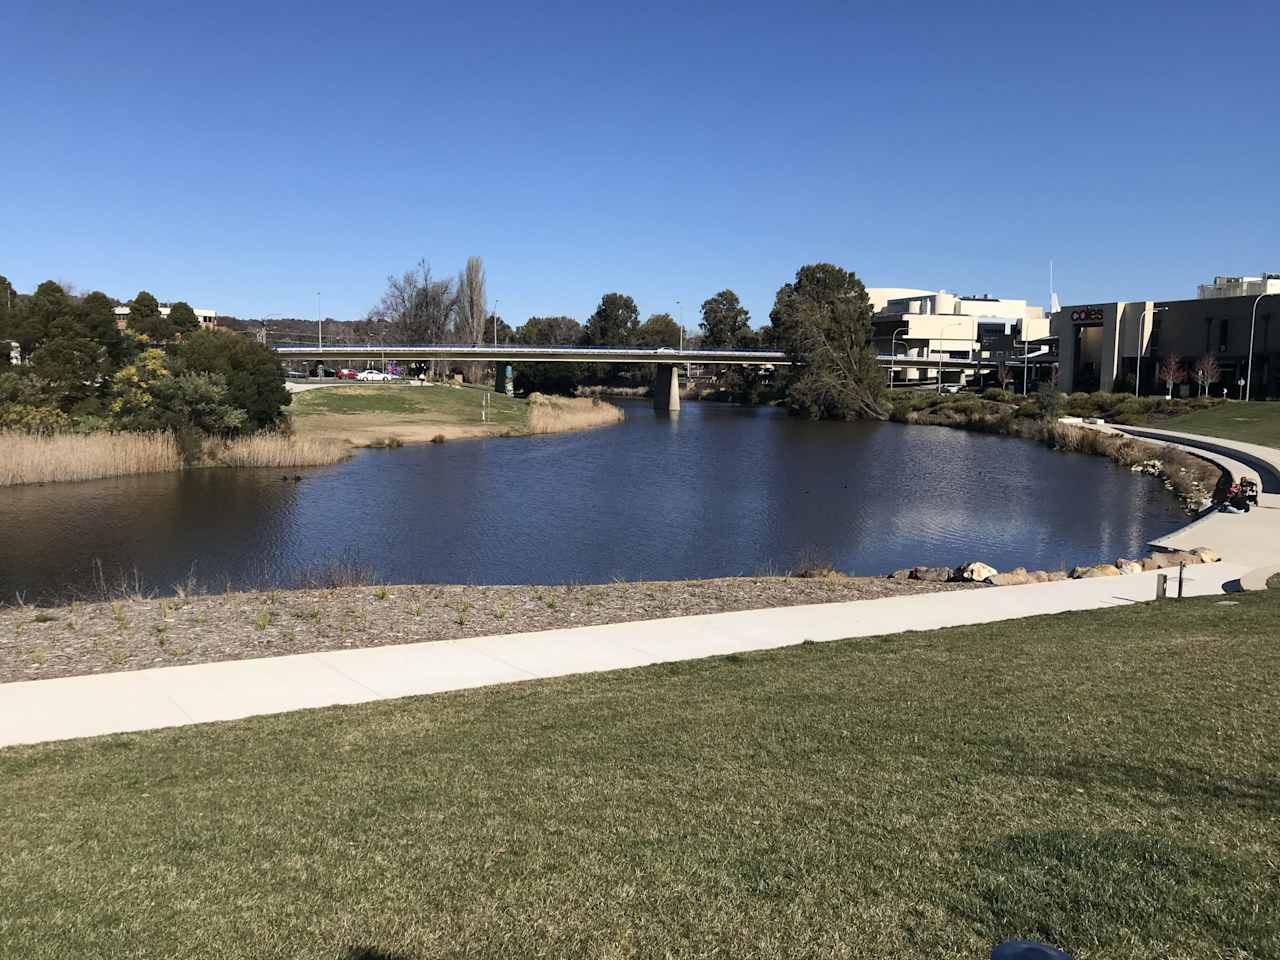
[273,343,788,411]
[272,343,1040,410]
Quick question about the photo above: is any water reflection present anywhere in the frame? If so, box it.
[0,402,1188,600]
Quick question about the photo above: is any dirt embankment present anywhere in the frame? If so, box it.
[0,574,976,684]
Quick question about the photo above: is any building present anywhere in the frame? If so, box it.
[113,304,219,332]
[1052,293,1279,398]
[1197,274,1280,300]
[869,289,1048,386]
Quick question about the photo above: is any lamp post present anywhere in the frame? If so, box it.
[1135,305,1167,397]
[938,322,964,393]
[316,293,322,352]
[1247,293,1276,402]
[493,299,500,347]
[889,326,908,388]
[676,299,684,352]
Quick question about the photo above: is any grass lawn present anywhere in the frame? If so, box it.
[2,591,1278,959]
[1158,400,1280,449]
[289,383,528,444]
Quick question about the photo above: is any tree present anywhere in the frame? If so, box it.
[0,275,15,351]
[454,256,488,381]
[369,261,457,376]
[517,316,582,345]
[699,290,752,348]
[635,312,681,348]
[455,257,487,344]
[127,290,174,341]
[1193,353,1220,397]
[29,331,109,413]
[1158,354,1186,398]
[79,291,129,366]
[768,263,885,420]
[13,280,77,359]
[171,329,289,431]
[514,316,586,395]
[584,293,639,346]
[168,301,200,335]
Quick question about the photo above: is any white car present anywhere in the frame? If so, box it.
[356,369,394,382]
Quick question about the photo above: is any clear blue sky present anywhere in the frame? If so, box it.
[4,1,1277,327]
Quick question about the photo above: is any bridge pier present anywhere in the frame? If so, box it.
[494,362,514,397]
[654,364,680,412]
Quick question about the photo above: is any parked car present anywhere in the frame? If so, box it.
[285,370,306,379]
[336,369,358,380]
[357,369,393,382]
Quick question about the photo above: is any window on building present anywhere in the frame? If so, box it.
[1220,317,1230,351]
[1205,317,1213,353]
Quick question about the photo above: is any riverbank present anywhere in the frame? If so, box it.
[0,430,350,487]
[0,574,974,683]
[289,382,622,446]
[889,392,1226,510]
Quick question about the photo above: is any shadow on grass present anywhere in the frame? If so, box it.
[344,947,413,960]
[983,738,1278,812]
[954,830,1274,954]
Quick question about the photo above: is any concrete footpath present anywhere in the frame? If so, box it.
[0,563,1250,749]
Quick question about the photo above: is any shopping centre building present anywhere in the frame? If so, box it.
[1052,276,1279,397]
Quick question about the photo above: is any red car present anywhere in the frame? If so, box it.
[336,369,358,380]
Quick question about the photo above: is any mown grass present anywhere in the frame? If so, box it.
[1160,400,1280,449]
[2,591,1278,958]
[291,383,529,429]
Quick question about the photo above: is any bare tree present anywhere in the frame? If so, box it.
[368,260,457,376]
[1193,353,1220,397]
[453,256,488,382]
[1158,354,1186,399]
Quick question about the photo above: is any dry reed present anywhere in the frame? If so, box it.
[0,431,183,487]
[210,433,352,468]
[526,395,625,435]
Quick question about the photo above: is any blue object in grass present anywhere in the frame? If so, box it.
[991,941,1072,960]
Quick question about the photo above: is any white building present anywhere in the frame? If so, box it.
[113,304,219,331]
[869,289,1047,385]
[1197,274,1280,299]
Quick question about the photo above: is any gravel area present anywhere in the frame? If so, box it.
[0,575,977,684]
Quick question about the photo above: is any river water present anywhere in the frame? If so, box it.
[0,401,1188,600]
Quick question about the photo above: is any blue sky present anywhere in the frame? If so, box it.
[3,1,1277,327]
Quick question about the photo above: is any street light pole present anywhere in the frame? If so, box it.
[889,326,908,388]
[1247,293,1276,402]
[676,300,684,352]
[939,322,964,393]
[493,299,500,347]
[316,293,322,352]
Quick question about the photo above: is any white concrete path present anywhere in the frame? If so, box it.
[0,563,1250,749]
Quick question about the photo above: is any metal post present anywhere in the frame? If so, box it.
[316,292,322,352]
[1177,562,1184,599]
[1247,293,1275,402]
[494,299,500,347]
[890,326,908,388]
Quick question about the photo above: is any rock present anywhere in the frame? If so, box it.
[1071,563,1122,579]
[1141,554,1171,571]
[986,567,1033,586]
[911,566,953,583]
[1189,546,1221,563]
[1043,570,1069,582]
[1115,559,1143,575]
[888,568,913,580]
[956,561,998,582]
